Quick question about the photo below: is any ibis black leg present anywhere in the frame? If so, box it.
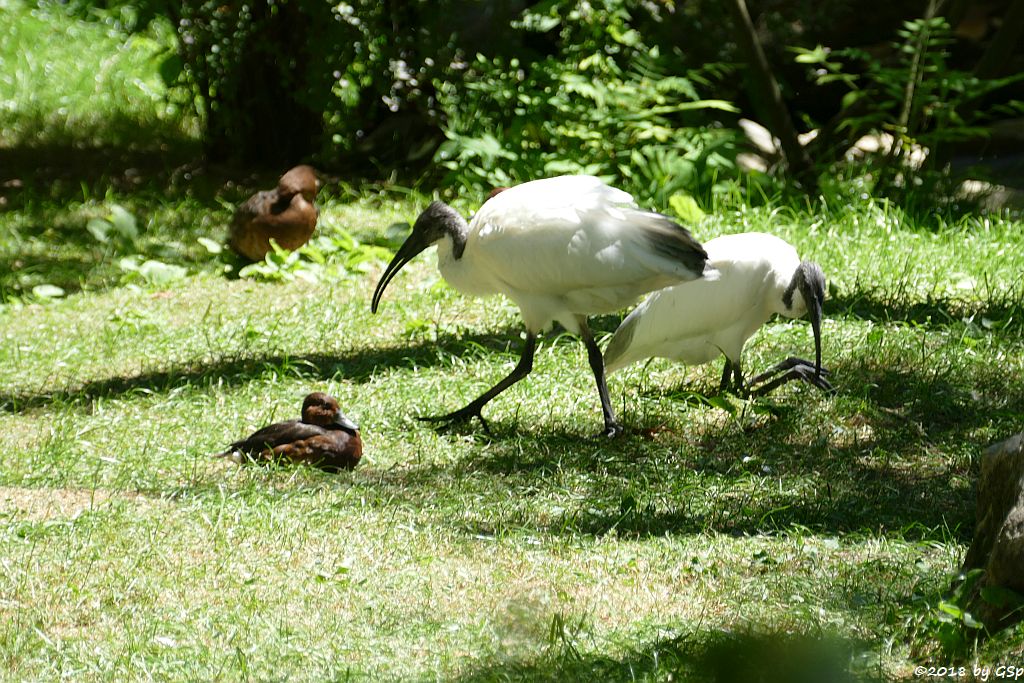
[419,332,538,431]
[746,356,835,396]
[578,318,623,438]
[719,357,745,395]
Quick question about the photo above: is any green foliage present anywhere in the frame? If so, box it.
[793,14,1024,192]
[435,1,742,205]
[668,193,707,225]
[0,1,196,149]
[87,204,140,249]
[236,232,392,284]
[908,569,988,660]
[150,0,745,192]
[932,570,986,655]
[83,204,192,288]
[9,0,1023,206]
[117,255,188,287]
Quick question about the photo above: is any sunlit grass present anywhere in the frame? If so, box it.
[2,193,1024,679]
[2,0,1024,678]
[0,0,197,149]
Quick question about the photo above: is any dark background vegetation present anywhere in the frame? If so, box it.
[34,0,1024,203]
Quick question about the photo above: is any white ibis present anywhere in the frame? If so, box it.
[371,175,712,436]
[603,231,834,396]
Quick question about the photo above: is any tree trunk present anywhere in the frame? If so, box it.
[724,0,817,193]
[203,2,326,166]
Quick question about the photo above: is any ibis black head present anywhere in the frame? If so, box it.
[783,261,827,378]
[371,201,467,313]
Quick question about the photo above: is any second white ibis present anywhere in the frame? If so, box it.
[603,231,834,396]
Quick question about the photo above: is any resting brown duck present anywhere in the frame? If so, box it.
[228,165,320,261]
[215,392,362,471]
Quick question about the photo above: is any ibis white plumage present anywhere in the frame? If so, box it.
[371,175,712,436]
[603,231,834,396]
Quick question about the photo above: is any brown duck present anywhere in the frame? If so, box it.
[228,165,321,261]
[216,392,362,471]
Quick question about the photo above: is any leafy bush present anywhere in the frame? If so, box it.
[158,0,466,166]
[236,232,392,284]
[434,1,743,205]
[793,14,1024,195]
[150,0,745,200]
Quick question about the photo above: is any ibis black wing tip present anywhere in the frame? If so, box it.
[636,212,709,277]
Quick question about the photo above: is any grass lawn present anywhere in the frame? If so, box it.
[2,1,1024,680]
[3,191,1023,680]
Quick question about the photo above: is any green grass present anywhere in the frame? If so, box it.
[2,196,1023,680]
[0,0,196,150]
[3,1,1024,679]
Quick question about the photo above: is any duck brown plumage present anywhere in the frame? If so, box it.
[228,165,321,261]
[216,392,362,472]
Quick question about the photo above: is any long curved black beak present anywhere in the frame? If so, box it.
[809,293,823,378]
[371,231,430,313]
[800,261,826,379]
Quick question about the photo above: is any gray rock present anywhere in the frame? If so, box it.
[962,432,1024,628]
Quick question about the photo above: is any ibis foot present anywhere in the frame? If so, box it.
[747,357,835,396]
[595,421,625,439]
[418,406,492,434]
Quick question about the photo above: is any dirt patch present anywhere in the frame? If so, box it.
[0,486,115,521]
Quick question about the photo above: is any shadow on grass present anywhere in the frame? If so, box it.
[0,325,528,413]
[454,629,881,683]
[0,136,311,298]
[0,136,207,205]
[346,346,1022,542]
[428,434,977,544]
[6,319,1017,542]
[0,315,634,414]
[827,289,1024,332]
[0,125,384,214]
